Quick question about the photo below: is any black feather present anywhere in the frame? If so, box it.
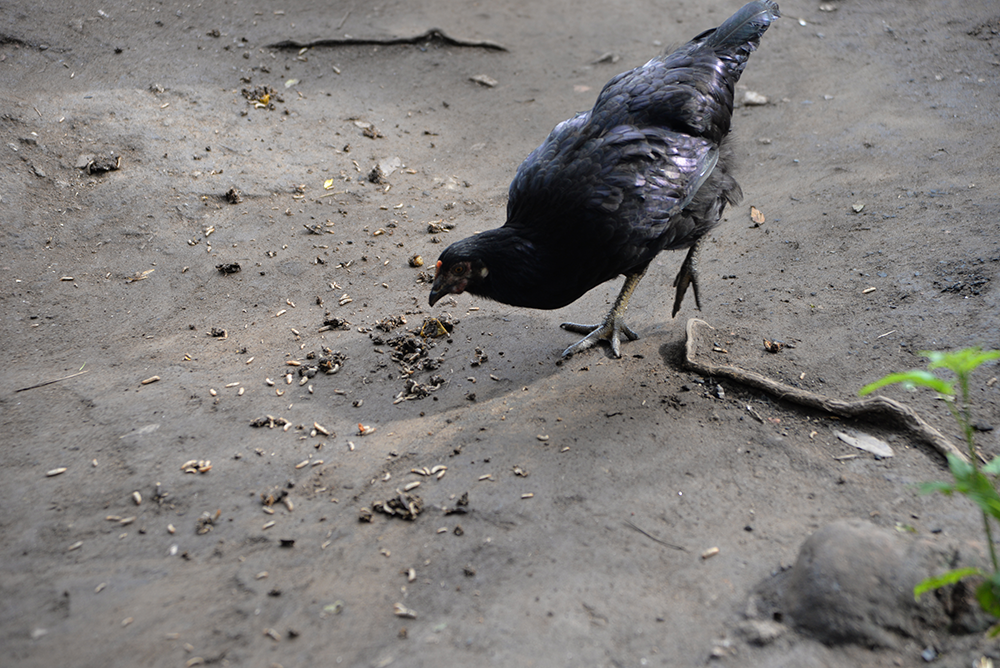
[431,1,779,313]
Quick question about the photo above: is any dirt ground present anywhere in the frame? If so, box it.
[3,0,999,666]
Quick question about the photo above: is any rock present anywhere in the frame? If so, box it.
[378,156,402,178]
[737,619,788,646]
[742,90,768,106]
[368,156,402,184]
[777,520,991,647]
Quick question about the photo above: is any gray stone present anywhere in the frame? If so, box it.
[737,619,789,646]
[779,519,990,647]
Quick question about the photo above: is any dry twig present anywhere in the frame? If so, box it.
[15,370,90,393]
[623,520,686,551]
[268,29,506,52]
[683,319,966,463]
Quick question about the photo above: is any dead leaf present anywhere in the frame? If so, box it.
[470,74,498,87]
[835,429,893,458]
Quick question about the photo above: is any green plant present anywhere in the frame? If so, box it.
[860,347,1000,635]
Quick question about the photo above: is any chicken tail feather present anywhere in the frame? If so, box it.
[706,0,781,52]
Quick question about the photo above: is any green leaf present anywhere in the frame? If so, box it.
[946,452,974,481]
[920,349,949,367]
[914,567,983,600]
[983,456,1000,477]
[859,370,953,397]
[989,621,1000,638]
[922,348,1000,377]
[931,455,1000,519]
[917,480,956,496]
[976,576,1000,617]
[966,349,1000,369]
[964,470,1000,521]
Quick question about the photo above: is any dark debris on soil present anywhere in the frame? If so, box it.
[320,313,351,331]
[360,492,424,522]
[241,85,282,110]
[250,415,291,429]
[81,153,121,174]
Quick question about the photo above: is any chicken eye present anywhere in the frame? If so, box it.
[450,264,467,276]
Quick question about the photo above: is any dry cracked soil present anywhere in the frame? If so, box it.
[2,0,1000,666]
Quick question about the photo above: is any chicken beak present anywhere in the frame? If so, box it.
[430,272,467,306]
[429,259,452,306]
[428,283,444,307]
[428,270,450,306]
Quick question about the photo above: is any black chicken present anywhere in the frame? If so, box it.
[429,1,780,357]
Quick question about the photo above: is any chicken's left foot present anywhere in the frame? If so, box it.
[671,239,704,318]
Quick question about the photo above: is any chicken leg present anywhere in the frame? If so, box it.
[560,266,647,358]
[671,238,704,318]
[561,236,705,357]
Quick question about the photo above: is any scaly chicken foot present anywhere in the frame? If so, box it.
[560,268,647,358]
[671,239,703,318]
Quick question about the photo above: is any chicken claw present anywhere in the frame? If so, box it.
[671,239,704,318]
[560,315,640,358]
[560,268,646,358]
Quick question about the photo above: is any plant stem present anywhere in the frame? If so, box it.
[983,512,998,575]
[958,370,1000,574]
[960,372,975,459]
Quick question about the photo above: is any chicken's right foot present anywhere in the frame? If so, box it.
[560,316,639,358]
[559,268,647,358]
